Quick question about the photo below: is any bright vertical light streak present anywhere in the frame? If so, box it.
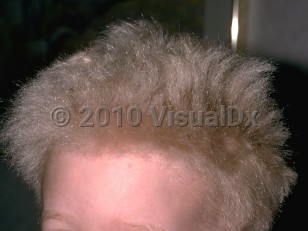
[232,0,239,51]
[231,17,239,48]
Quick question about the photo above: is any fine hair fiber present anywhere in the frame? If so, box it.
[0,20,297,230]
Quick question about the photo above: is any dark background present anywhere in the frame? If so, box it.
[0,0,306,230]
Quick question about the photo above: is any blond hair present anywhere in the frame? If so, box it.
[1,20,296,230]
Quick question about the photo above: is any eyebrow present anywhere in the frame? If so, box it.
[42,211,165,231]
[41,210,75,224]
[113,221,166,231]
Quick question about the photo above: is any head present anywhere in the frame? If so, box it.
[1,20,296,230]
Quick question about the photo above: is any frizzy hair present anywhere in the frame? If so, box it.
[0,20,296,230]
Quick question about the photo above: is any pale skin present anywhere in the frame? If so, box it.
[41,149,207,231]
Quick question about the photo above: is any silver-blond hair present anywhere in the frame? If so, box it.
[1,20,296,230]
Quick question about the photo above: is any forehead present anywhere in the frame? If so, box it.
[42,149,206,230]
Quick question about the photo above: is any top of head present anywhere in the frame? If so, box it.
[0,20,297,230]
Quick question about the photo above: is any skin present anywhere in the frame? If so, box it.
[41,149,206,231]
